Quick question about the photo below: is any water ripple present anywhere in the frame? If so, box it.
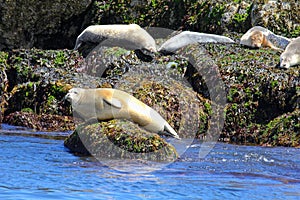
[0,126,299,199]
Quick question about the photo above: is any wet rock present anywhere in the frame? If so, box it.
[2,1,299,51]
[4,111,75,132]
[191,37,299,146]
[251,1,300,37]
[260,109,300,147]
[1,35,299,148]
[0,0,92,50]
[78,46,134,77]
[0,52,9,123]
[64,120,179,161]
[1,49,104,116]
[0,48,110,130]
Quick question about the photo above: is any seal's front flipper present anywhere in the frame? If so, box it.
[103,98,122,109]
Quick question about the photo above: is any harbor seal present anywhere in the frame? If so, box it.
[74,24,157,53]
[280,36,300,69]
[240,26,291,50]
[65,88,180,139]
[158,31,235,54]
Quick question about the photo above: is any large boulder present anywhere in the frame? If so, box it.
[1,1,299,51]
[0,0,92,50]
[64,120,179,161]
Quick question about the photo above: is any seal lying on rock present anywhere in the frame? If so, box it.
[65,88,180,139]
[74,24,157,53]
[280,36,300,69]
[240,26,291,50]
[158,31,235,54]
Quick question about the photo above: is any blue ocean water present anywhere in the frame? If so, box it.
[0,124,299,200]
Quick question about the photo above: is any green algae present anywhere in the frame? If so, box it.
[260,109,300,147]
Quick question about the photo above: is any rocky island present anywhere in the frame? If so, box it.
[0,1,299,160]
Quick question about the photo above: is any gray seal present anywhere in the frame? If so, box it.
[158,31,235,54]
[74,24,157,53]
[280,37,300,69]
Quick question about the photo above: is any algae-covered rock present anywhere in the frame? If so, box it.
[64,120,179,161]
[2,40,299,147]
[160,34,298,146]
[190,37,299,146]
[1,49,104,116]
[4,111,75,132]
[1,0,299,153]
[260,109,300,147]
[0,48,111,130]
[89,0,299,36]
[77,46,135,77]
[0,52,9,123]
[114,61,207,139]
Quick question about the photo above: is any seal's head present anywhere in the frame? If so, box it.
[64,88,83,104]
[250,31,264,48]
[280,53,299,69]
[280,55,291,69]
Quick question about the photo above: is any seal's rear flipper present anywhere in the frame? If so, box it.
[162,125,180,140]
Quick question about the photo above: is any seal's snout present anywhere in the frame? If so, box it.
[253,43,261,48]
[280,63,289,69]
[63,93,71,102]
[64,89,77,102]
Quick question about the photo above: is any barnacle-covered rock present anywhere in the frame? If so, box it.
[64,120,179,161]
